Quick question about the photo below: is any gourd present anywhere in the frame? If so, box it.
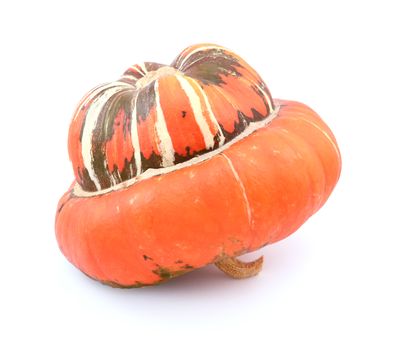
[56,43,341,287]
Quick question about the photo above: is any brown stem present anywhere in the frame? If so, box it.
[215,255,264,279]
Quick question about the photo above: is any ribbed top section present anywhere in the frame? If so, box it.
[68,44,274,191]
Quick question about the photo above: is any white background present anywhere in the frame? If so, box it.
[1,0,393,349]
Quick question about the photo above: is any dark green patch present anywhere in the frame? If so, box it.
[177,50,243,86]
[77,167,97,191]
[123,67,144,79]
[140,149,163,172]
[91,91,135,190]
[78,89,136,191]
[101,280,148,289]
[119,157,134,182]
[152,266,192,281]
[181,264,194,270]
[80,271,152,289]
[173,143,216,165]
[136,82,156,122]
[251,108,267,121]
[153,267,172,279]
[144,62,165,72]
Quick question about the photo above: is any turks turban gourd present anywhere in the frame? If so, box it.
[56,44,341,287]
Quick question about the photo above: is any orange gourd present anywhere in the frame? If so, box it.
[56,44,341,287]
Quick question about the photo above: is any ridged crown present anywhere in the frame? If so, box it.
[68,44,274,192]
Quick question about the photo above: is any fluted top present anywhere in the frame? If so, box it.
[68,44,274,192]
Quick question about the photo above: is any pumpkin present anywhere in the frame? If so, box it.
[56,43,341,287]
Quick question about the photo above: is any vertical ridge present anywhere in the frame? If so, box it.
[154,80,175,167]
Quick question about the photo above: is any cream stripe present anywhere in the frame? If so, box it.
[154,81,175,166]
[297,117,341,160]
[176,75,216,149]
[256,85,274,113]
[221,154,252,225]
[81,85,126,190]
[121,75,138,81]
[179,45,224,70]
[104,158,116,186]
[131,93,142,175]
[139,63,148,74]
[132,65,145,76]
[192,80,225,146]
[73,82,129,121]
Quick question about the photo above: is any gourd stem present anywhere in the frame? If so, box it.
[215,255,264,279]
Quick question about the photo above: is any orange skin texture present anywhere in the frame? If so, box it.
[158,76,207,155]
[55,99,341,287]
